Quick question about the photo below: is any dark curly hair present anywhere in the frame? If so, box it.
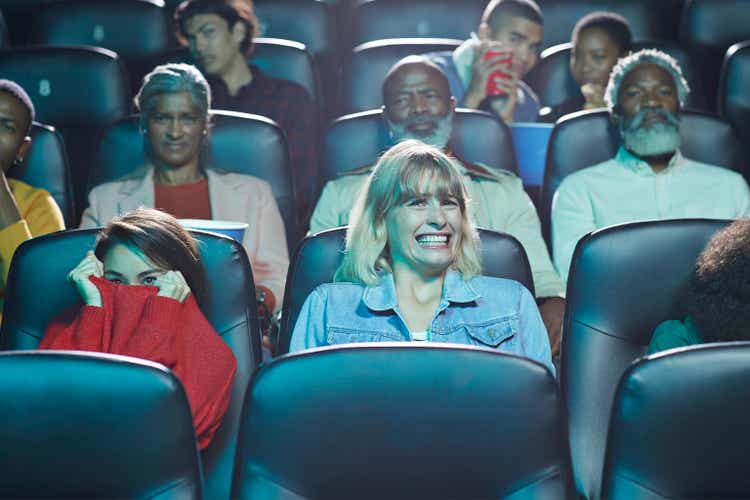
[681,220,750,342]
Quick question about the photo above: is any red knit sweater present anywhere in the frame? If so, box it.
[39,277,237,450]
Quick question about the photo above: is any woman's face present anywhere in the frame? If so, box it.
[384,183,464,277]
[570,27,622,87]
[102,242,168,286]
[146,91,206,170]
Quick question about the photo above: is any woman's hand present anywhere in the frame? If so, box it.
[154,270,190,303]
[68,251,104,307]
[581,82,607,109]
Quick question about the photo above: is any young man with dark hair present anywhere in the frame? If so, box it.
[174,0,317,212]
[428,0,544,123]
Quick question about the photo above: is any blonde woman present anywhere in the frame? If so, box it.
[290,140,553,374]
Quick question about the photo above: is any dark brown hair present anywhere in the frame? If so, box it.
[94,208,206,304]
[174,0,259,56]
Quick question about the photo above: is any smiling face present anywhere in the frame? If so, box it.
[146,91,206,170]
[571,27,622,87]
[0,91,31,173]
[384,173,464,277]
[102,242,168,286]
[384,63,456,148]
[184,13,245,78]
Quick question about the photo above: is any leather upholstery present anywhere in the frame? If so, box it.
[527,40,705,111]
[0,228,261,500]
[232,344,574,499]
[541,109,742,243]
[7,122,75,226]
[719,41,750,145]
[324,108,518,181]
[91,111,297,248]
[0,351,201,498]
[342,37,461,114]
[0,46,130,220]
[602,342,750,499]
[561,218,731,499]
[277,227,534,355]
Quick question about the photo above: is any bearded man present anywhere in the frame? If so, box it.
[309,55,567,355]
[551,49,750,282]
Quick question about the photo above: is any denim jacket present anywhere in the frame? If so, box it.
[290,270,554,376]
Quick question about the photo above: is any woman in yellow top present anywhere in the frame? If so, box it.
[0,80,64,318]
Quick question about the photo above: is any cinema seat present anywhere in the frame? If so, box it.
[719,40,750,145]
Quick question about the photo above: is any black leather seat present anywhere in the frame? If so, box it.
[231,344,574,499]
[91,110,297,249]
[541,109,742,243]
[528,40,706,114]
[350,0,485,46]
[28,0,171,92]
[602,342,750,499]
[277,226,534,355]
[324,108,518,181]
[561,218,732,500]
[0,228,261,500]
[341,37,461,114]
[679,0,750,109]
[719,40,750,146]
[0,351,201,498]
[535,0,679,49]
[7,122,75,226]
[0,46,130,222]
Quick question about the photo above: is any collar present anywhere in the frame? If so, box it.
[615,146,687,176]
[363,269,480,312]
[207,65,267,97]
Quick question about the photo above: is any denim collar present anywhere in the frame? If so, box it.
[616,146,686,177]
[363,270,480,312]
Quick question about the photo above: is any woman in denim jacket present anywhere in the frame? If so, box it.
[290,140,554,375]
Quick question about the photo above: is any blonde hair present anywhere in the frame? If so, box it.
[334,140,481,285]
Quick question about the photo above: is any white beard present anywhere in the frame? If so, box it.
[386,110,454,149]
[620,109,681,157]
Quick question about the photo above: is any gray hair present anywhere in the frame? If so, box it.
[604,48,690,112]
[134,63,211,130]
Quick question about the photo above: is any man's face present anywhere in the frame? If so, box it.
[486,16,542,77]
[383,64,456,148]
[0,91,30,174]
[183,13,244,77]
[146,91,206,169]
[616,63,681,156]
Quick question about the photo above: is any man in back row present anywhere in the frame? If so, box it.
[310,56,565,354]
[428,0,543,123]
[552,49,750,281]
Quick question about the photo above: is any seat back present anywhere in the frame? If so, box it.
[278,227,534,355]
[324,108,518,182]
[0,229,261,500]
[0,46,130,221]
[232,344,573,499]
[719,41,750,145]
[7,122,75,226]
[535,0,680,49]
[0,351,201,499]
[561,218,731,499]
[541,109,742,243]
[602,343,750,499]
[91,111,297,247]
[341,38,461,114]
[527,40,706,112]
[680,0,750,109]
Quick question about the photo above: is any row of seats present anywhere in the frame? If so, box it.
[14,103,744,252]
[1,218,744,498]
[2,0,750,111]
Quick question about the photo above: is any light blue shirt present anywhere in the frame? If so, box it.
[290,270,555,376]
[551,147,750,282]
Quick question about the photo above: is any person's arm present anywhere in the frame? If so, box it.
[733,176,750,217]
[551,176,596,283]
[517,282,555,377]
[308,179,347,235]
[79,186,103,228]
[283,87,318,216]
[289,286,328,352]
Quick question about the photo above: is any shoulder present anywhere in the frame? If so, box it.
[685,159,747,184]
[558,159,617,189]
[207,168,272,193]
[648,317,702,354]
[466,275,526,299]
[8,178,52,202]
[308,281,367,304]
[455,156,518,183]
[252,66,312,102]
[518,80,540,105]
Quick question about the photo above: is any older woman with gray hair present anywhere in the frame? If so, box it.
[81,63,288,314]
[290,140,554,375]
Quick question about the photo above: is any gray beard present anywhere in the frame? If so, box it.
[386,110,454,149]
[620,109,681,157]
